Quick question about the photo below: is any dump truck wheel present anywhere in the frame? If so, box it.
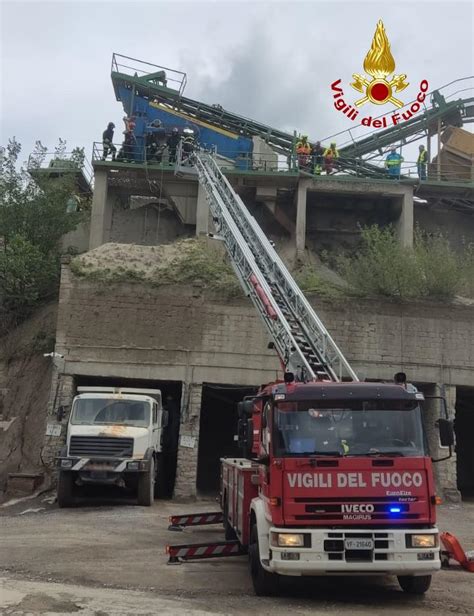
[137,458,155,506]
[57,471,75,508]
[397,575,432,595]
[249,525,279,596]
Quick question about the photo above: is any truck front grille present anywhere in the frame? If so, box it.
[69,436,133,458]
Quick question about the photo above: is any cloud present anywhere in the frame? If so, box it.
[1,0,472,167]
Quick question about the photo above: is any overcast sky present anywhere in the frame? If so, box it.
[1,0,473,166]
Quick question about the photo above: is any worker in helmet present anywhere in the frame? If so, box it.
[323,142,339,175]
[311,141,324,175]
[102,122,116,161]
[295,135,311,170]
[167,127,181,164]
[417,145,428,180]
[385,147,404,179]
[181,128,196,165]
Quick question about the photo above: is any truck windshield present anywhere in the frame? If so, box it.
[71,399,151,428]
[273,400,427,457]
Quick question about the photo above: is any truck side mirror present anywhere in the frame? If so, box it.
[237,400,254,418]
[437,418,454,447]
[56,405,66,422]
[237,418,254,459]
[162,409,169,428]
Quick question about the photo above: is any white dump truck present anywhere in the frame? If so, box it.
[56,386,168,507]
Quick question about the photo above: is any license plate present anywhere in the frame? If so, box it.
[345,539,374,550]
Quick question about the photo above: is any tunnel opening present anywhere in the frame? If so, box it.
[196,383,257,496]
[455,386,474,500]
[73,375,182,498]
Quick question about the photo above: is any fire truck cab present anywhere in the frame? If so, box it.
[221,379,453,596]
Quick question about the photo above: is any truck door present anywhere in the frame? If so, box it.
[152,402,160,452]
[259,401,272,514]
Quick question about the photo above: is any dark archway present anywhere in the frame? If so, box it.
[196,383,256,495]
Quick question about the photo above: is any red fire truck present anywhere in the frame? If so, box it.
[166,151,454,596]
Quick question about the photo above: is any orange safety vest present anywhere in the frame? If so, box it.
[296,142,311,155]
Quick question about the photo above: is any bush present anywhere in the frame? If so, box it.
[0,138,84,325]
[338,226,421,299]
[338,225,473,301]
[294,265,343,298]
[414,230,461,299]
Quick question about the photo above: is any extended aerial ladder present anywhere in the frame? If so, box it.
[184,149,358,383]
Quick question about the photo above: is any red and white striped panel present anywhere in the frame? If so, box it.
[169,512,223,527]
[167,540,243,561]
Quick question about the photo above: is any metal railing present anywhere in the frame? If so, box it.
[27,151,93,186]
[91,142,473,183]
[111,53,187,97]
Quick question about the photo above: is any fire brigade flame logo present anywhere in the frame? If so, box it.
[350,20,409,108]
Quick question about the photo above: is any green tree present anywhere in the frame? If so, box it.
[0,138,84,324]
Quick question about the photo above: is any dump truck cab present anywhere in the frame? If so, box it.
[56,386,168,507]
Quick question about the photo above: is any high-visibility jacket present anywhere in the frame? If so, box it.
[323,147,339,159]
[385,152,403,168]
[417,150,428,164]
[296,141,311,155]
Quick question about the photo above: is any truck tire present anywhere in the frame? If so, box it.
[397,575,432,595]
[249,525,279,596]
[57,471,75,508]
[137,457,155,506]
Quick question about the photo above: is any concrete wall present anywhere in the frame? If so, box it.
[415,207,474,251]
[62,221,90,254]
[43,266,474,499]
[110,205,189,246]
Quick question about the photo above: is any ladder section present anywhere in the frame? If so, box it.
[194,151,358,383]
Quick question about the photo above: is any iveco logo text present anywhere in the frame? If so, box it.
[341,504,374,513]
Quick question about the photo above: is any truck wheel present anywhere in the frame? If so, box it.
[137,458,155,506]
[249,525,279,596]
[57,471,75,508]
[397,575,432,595]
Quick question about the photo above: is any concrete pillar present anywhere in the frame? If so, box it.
[89,170,112,249]
[423,383,461,503]
[295,179,308,258]
[395,187,414,248]
[173,383,203,499]
[195,184,209,236]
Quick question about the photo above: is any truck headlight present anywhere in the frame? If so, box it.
[272,533,305,547]
[407,534,437,548]
[127,461,140,471]
[60,459,73,469]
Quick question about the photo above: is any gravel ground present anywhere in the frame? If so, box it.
[0,494,473,615]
